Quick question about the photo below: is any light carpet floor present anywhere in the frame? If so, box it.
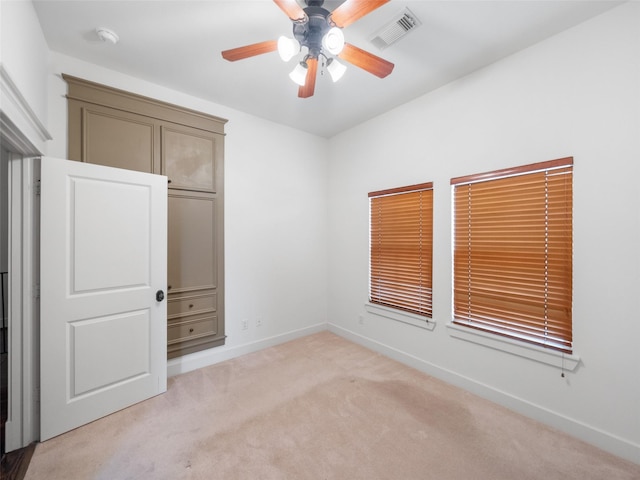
[24,332,640,479]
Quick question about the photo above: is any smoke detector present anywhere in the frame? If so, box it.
[96,27,119,45]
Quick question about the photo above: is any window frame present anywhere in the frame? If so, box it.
[450,158,573,354]
[368,182,434,321]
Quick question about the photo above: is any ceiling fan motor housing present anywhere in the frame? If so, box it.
[294,5,334,58]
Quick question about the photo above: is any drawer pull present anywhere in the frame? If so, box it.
[189,304,194,308]
[189,328,194,333]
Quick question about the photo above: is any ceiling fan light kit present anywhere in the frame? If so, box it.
[321,27,345,55]
[326,58,347,82]
[277,35,301,61]
[289,61,309,86]
[221,0,394,98]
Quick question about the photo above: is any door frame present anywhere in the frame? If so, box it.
[1,117,41,452]
[1,65,55,452]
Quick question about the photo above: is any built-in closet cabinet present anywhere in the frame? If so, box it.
[64,74,226,358]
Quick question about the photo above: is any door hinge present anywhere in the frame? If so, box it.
[34,283,40,299]
[35,180,41,196]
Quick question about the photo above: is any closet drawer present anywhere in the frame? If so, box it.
[167,293,216,318]
[168,315,217,344]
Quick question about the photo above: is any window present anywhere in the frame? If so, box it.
[369,182,433,317]
[451,158,573,353]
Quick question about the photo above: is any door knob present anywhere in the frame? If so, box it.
[156,290,165,302]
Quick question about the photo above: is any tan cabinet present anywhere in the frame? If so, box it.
[65,74,226,358]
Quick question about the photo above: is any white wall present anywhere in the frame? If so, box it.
[0,0,50,153]
[327,1,639,463]
[46,53,329,373]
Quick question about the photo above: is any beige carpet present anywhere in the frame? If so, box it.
[25,332,639,479]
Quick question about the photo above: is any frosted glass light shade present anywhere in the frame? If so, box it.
[277,36,300,62]
[322,27,345,55]
[289,62,308,86]
[327,58,347,82]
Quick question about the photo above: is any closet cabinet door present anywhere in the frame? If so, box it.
[167,193,216,292]
[162,123,218,192]
[69,102,160,173]
[167,192,224,358]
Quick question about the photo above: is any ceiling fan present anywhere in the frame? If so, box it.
[221,0,394,98]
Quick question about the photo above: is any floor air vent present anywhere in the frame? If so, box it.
[370,7,421,50]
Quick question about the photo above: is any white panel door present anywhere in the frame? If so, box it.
[40,156,167,441]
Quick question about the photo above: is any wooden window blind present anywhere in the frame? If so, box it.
[451,158,573,353]
[369,182,433,317]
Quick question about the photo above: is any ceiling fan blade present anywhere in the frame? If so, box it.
[298,57,318,98]
[221,40,278,62]
[329,0,389,28]
[338,43,394,78]
[273,0,307,21]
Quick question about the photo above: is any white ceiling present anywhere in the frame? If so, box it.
[32,0,622,138]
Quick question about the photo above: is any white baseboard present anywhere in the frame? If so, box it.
[167,323,327,377]
[328,323,640,465]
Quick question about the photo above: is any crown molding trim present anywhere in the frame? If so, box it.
[0,64,52,149]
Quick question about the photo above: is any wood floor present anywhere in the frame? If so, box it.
[1,444,35,480]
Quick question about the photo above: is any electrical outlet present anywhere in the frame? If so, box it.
[256,317,263,327]
[241,319,248,331]
[358,314,364,325]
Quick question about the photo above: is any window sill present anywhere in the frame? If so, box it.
[365,303,435,331]
[446,323,580,371]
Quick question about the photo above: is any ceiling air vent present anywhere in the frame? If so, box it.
[370,7,421,50]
